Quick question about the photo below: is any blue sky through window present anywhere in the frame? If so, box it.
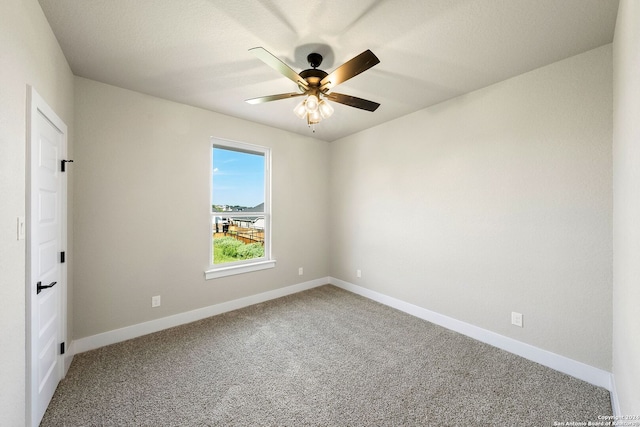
[212,147,264,208]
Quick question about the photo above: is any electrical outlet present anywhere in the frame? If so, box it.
[511,312,523,327]
[152,295,161,308]
[356,269,362,278]
[298,267,303,276]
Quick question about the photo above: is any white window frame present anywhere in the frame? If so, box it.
[205,138,275,279]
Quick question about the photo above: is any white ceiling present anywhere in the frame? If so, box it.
[39,0,618,142]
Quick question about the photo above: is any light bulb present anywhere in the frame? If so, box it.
[305,95,319,112]
[318,99,334,119]
[293,100,307,119]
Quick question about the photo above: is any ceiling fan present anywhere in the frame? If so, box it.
[246,47,380,129]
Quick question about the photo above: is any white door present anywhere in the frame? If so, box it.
[27,87,68,427]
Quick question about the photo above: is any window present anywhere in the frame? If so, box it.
[205,138,274,279]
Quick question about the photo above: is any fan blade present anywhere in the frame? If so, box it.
[245,92,306,105]
[249,47,308,91]
[319,50,380,92]
[326,92,380,112]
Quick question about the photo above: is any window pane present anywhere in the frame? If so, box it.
[212,215,265,265]
[212,147,264,213]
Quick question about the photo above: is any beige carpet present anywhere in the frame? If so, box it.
[42,285,611,426]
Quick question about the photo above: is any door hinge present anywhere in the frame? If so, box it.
[60,251,65,263]
[61,159,74,172]
[60,342,65,355]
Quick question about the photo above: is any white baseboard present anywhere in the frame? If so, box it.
[329,277,614,392]
[73,277,329,354]
[72,275,616,398]
[609,374,622,416]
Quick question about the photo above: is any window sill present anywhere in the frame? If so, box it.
[205,259,276,280]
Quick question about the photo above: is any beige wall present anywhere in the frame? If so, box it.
[613,0,640,415]
[329,45,613,370]
[72,77,329,338]
[0,0,74,424]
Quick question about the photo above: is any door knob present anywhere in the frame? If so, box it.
[36,281,57,294]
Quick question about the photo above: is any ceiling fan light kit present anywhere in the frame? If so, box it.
[292,94,335,127]
[246,47,380,131]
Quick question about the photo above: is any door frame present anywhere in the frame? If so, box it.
[25,86,69,427]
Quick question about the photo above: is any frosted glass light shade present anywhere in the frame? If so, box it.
[308,109,322,124]
[293,100,307,119]
[318,99,334,119]
[305,95,319,112]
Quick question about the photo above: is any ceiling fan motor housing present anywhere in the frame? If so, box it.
[301,53,328,92]
[300,68,328,89]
